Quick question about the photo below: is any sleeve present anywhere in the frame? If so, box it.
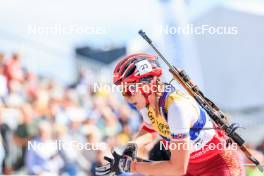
[167,101,198,141]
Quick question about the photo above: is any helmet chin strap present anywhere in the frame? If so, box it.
[139,77,158,107]
[141,90,151,107]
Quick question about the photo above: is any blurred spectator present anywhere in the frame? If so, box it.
[0,134,4,174]
[23,70,38,100]
[26,121,63,175]
[117,105,131,126]
[13,104,37,170]
[0,110,12,174]
[0,66,8,98]
[54,124,80,176]
[5,80,25,107]
[117,123,132,146]
[79,126,100,175]
[3,53,24,88]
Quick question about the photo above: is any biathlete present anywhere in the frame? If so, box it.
[112,53,244,176]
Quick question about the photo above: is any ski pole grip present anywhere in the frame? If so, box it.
[138,30,152,44]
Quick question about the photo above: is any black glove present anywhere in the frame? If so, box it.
[122,143,138,159]
[95,150,133,176]
[96,143,137,176]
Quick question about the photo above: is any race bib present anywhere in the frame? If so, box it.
[135,60,152,75]
[147,106,171,139]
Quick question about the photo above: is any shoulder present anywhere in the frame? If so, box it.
[165,90,199,116]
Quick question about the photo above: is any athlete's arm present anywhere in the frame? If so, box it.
[133,123,156,145]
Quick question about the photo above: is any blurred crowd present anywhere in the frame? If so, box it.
[0,52,142,175]
[0,52,263,176]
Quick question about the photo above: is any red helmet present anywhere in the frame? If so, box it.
[113,53,162,85]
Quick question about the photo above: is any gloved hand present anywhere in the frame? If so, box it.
[96,150,123,176]
[119,155,133,173]
[95,147,136,176]
[122,142,138,159]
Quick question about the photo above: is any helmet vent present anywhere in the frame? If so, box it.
[124,65,136,78]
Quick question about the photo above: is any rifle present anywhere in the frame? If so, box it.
[138,30,263,173]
